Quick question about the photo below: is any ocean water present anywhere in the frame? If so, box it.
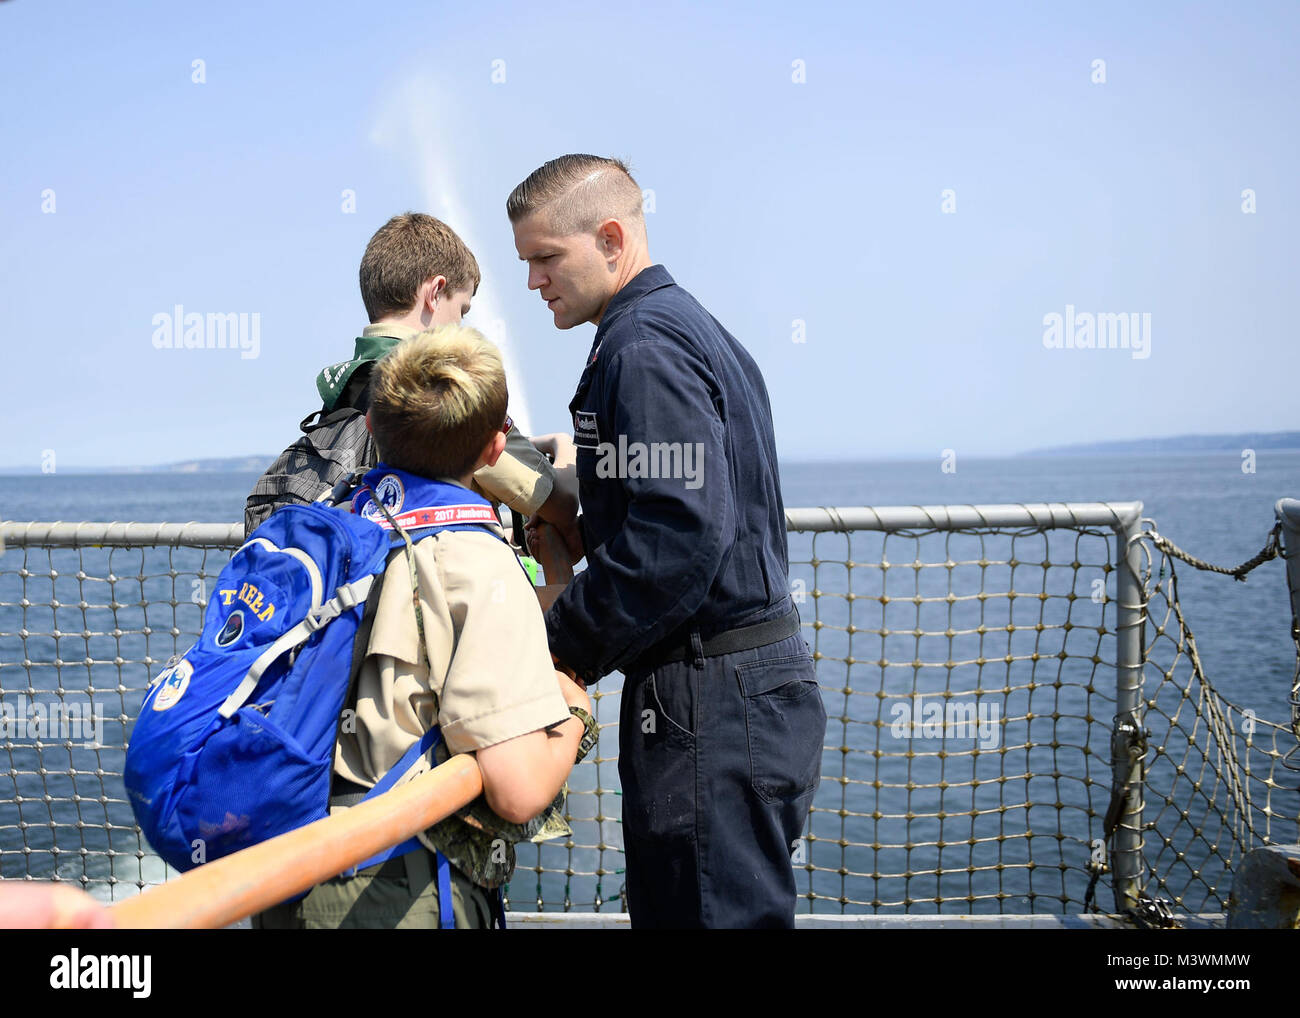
[779,450,1300,709]
[2,451,1298,913]
[6,452,1288,702]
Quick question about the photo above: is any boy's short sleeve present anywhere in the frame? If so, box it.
[428,531,570,755]
[471,424,555,516]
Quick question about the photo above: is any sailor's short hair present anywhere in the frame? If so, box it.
[506,154,644,236]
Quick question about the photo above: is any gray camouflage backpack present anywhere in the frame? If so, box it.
[243,407,376,537]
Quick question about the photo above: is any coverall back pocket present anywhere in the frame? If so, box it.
[736,654,826,804]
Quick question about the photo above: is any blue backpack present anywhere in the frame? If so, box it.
[124,467,508,926]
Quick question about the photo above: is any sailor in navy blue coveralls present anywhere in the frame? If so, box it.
[544,264,827,928]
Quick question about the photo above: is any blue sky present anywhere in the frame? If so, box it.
[1,0,1296,468]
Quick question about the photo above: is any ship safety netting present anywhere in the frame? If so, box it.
[1,506,1297,916]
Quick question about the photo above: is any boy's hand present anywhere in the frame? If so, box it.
[0,883,114,929]
[551,651,584,688]
[556,670,591,714]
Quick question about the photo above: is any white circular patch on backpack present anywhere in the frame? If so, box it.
[362,473,405,522]
[152,659,194,712]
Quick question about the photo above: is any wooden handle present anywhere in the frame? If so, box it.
[109,755,484,929]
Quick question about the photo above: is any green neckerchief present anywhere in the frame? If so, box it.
[316,326,420,411]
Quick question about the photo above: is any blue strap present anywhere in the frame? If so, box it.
[337,504,517,924]
[493,888,507,930]
[436,851,454,929]
[341,726,442,876]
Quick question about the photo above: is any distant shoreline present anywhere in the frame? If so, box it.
[1020,431,1300,458]
[3,451,1299,476]
[0,432,1297,475]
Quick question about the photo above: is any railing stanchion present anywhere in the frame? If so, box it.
[1113,508,1146,913]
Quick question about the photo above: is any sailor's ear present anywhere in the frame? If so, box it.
[596,219,625,263]
[364,410,373,435]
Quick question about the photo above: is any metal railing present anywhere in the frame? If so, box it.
[2,502,1297,915]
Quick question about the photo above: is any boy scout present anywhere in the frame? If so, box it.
[245,212,576,538]
[510,155,826,928]
[252,325,596,929]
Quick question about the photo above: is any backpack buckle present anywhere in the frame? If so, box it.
[305,603,338,632]
[305,581,365,632]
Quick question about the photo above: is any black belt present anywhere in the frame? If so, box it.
[649,606,801,667]
[330,776,369,809]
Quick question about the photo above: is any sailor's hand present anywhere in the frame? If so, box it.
[530,433,576,471]
[530,434,579,531]
[527,517,583,571]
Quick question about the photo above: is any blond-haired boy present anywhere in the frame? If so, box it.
[252,325,594,929]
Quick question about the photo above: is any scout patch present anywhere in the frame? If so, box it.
[215,609,246,647]
[151,659,194,712]
[361,473,405,522]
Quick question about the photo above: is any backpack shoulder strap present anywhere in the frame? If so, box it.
[337,722,445,877]
[299,405,361,433]
[215,570,375,720]
[361,482,430,658]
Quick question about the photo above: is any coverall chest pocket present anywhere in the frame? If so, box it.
[569,369,612,543]
[569,369,600,477]
[735,654,826,804]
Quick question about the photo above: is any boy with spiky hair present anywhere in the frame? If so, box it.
[245,212,577,538]
[252,325,595,929]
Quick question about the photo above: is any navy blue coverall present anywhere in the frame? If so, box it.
[545,264,827,928]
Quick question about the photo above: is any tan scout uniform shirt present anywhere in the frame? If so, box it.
[359,324,556,517]
[333,498,571,887]
[478,422,556,516]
